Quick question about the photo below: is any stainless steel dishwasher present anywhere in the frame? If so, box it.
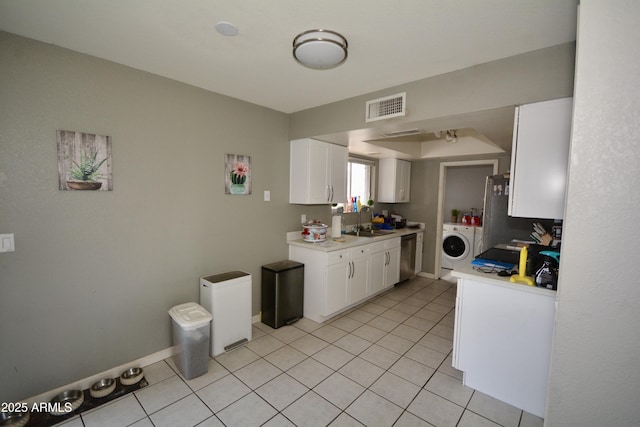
[400,233,417,282]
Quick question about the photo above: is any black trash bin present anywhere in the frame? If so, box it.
[261,260,304,328]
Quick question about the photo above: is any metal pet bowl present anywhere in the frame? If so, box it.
[0,410,30,427]
[49,389,84,416]
[90,377,116,399]
[120,367,144,386]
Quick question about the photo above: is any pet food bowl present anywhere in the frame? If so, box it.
[89,377,116,398]
[49,389,84,415]
[0,410,30,427]
[120,367,144,386]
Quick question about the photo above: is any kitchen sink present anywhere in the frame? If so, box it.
[344,230,396,238]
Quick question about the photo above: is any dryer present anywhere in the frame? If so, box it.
[442,223,475,269]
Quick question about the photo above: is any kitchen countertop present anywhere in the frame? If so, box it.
[452,263,557,297]
[287,225,424,252]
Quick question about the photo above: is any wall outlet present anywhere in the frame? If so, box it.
[301,214,306,224]
[264,190,270,202]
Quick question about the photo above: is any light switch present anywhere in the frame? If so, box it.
[264,190,271,202]
[0,234,15,252]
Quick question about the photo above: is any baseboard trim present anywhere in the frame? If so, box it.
[418,272,436,279]
[24,346,177,405]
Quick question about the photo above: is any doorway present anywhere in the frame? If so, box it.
[435,160,498,279]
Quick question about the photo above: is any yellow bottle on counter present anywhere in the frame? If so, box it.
[510,246,535,286]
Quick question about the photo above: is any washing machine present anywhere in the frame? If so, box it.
[442,223,476,269]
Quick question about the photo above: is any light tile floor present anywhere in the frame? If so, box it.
[54,276,544,427]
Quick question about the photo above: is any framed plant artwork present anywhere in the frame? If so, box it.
[225,154,252,195]
[57,130,113,191]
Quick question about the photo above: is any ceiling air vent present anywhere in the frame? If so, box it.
[365,92,406,123]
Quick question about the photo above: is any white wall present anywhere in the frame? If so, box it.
[545,2,640,425]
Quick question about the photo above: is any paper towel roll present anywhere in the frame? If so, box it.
[331,215,342,238]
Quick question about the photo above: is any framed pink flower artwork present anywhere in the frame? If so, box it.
[225,154,251,195]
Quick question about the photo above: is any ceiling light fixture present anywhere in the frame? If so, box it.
[293,29,348,70]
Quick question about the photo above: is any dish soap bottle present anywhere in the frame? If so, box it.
[534,251,560,290]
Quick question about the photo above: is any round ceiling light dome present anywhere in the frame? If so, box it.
[293,29,348,70]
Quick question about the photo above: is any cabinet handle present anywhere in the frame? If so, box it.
[331,185,334,202]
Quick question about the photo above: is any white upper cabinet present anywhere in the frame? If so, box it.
[509,97,573,219]
[290,138,348,204]
[378,158,411,203]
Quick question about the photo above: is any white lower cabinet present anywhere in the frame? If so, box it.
[452,272,556,418]
[289,238,402,323]
[325,246,369,314]
[368,238,401,295]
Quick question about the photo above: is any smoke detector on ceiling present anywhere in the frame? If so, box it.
[366,92,407,123]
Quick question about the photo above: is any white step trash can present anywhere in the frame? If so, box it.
[200,271,252,356]
[168,302,212,380]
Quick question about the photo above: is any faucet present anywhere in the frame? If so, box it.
[357,205,372,236]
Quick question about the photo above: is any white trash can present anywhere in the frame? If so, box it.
[168,302,212,380]
[200,271,252,356]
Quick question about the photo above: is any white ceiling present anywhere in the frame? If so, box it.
[0,0,577,115]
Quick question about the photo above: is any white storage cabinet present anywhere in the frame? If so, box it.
[200,271,252,356]
[452,272,556,417]
[290,244,373,323]
[378,158,411,203]
[368,237,401,295]
[290,138,348,204]
[509,97,573,219]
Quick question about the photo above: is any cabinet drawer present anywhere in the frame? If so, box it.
[385,237,401,249]
[327,249,349,265]
[351,246,369,257]
[370,241,385,253]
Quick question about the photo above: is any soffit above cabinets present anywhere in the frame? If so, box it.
[316,106,516,161]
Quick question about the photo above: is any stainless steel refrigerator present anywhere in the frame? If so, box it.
[481,175,552,250]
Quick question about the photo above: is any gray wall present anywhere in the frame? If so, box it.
[444,165,494,222]
[0,31,329,401]
[545,2,640,425]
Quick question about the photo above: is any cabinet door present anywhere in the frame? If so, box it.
[307,140,331,203]
[454,278,556,418]
[397,160,411,202]
[325,262,348,315]
[290,139,347,204]
[385,246,401,287]
[509,97,572,219]
[368,250,386,295]
[328,144,348,203]
[348,250,369,304]
[378,158,411,203]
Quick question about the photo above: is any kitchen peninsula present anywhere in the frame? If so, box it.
[451,264,556,417]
